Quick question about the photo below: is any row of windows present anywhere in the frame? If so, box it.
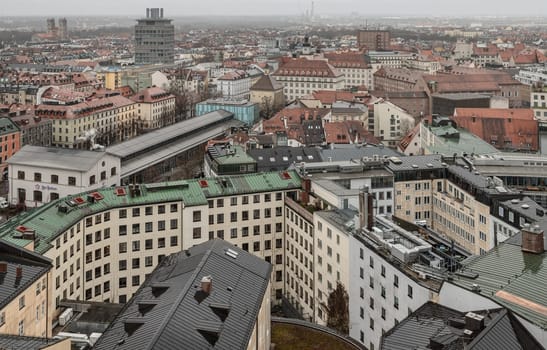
[207,192,283,208]
[17,168,116,184]
[205,207,283,224]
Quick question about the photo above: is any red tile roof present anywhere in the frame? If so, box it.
[273,58,341,78]
[452,108,538,151]
[324,121,378,144]
[324,52,369,69]
[131,87,174,103]
[311,90,357,105]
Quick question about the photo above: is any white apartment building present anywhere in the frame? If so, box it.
[217,70,252,99]
[366,51,415,69]
[372,101,415,147]
[348,215,441,350]
[515,65,547,86]
[531,87,547,121]
[7,146,120,207]
[0,171,301,316]
[272,58,344,102]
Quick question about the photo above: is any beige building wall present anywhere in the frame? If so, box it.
[432,180,491,255]
[0,271,52,338]
[134,96,175,130]
[313,213,350,325]
[246,280,271,350]
[284,198,315,321]
[43,338,72,350]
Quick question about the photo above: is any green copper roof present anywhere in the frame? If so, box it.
[0,171,301,254]
[451,237,547,330]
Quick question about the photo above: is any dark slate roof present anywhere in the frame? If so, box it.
[380,302,544,350]
[320,144,400,162]
[0,240,51,310]
[93,239,272,350]
[248,146,322,172]
[0,334,65,350]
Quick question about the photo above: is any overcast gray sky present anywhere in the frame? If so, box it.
[3,0,547,17]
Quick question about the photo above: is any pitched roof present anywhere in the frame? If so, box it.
[250,75,283,91]
[450,232,547,331]
[93,239,272,350]
[0,240,51,311]
[7,145,114,172]
[273,58,341,78]
[423,72,521,93]
[0,334,66,350]
[452,108,538,152]
[324,121,378,145]
[380,302,544,350]
[131,87,174,103]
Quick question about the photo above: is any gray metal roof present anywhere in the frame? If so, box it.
[120,119,242,178]
[107,110,234,160]
[93,239,271,350]
[450,234,547,331]
[381,302,544,350]
[384,154,445,172]
[7,145,112,172]
[320,145,400,162]
[248,146,322,172]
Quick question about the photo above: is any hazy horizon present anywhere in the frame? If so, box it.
[2,0,547,17]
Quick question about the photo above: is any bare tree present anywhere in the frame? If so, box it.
[321,281,349,335]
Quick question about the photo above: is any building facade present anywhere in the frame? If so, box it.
[272,59,344,102]
[7,146,120,207]
[134,8,174,65]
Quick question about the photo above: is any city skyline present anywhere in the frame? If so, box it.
[2,0,547,17]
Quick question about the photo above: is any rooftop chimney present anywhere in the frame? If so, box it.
[15,265,22,279]
[521,224,545,254]
[0,262,7,274]
[359,187,374,231]
[201,275,212,294]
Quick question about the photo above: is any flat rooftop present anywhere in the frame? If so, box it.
[8,146,112,172]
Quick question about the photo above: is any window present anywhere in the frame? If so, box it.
[34,190,42,202]
[132,258,140,269]
[230,212,237,222]
[51,174,58,184]
[381,265,386,277]
[119,242,127,253]
[17,171,25,180]
[119,209,127,219]
[216,199,224,208]
[193,210,201,222]
[132,241,140,252]
[132,275,140,286]
[100,171,106,181]
[394,275,399,287]
[369,256,374,268]
[193,227,202,239]
[217,214,224,224]
[253,195,260,203]
[111,167,117,176]
[132,224,140,234]
[132,208,140,217]
[119,277,127,288]
[170,219,178,229]
[231,197,237,206]
[158,220,165,231]
[89,175,96,185]
[381,307,386,320]
[19,296,25,309]
[253,242,260,251]
[408,285,413,298]
[18,320,24,336]
[145,222,153,233]
[170,236,178,246]
[34,172,42,181]
[158,238,165,248]
[145,206,153,216]
[158,205,165,214]
[170,204,178,212]
[394,295,399,309]
[369,317,374,330]
[242,196,249,204]
[68,176,76,186]
[119,260,127,271]
[145,256,153,267]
